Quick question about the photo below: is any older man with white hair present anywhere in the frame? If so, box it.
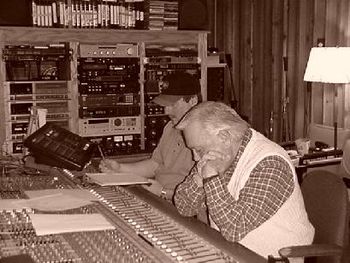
[174,101,314,261]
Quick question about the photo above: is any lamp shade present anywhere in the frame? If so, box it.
[303,47,350,84]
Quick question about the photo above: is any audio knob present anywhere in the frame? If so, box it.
[149,117,157,126]
[114,118,122,126]
[127,47,134,56]
[161,116,170,126]
[148,140,157,149]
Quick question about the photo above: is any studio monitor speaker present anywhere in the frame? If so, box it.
[0,0,32,26]
[178,0,208,30]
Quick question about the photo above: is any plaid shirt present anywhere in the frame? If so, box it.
[174,129,294,242]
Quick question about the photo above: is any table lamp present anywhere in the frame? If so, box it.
[303,47,350,152]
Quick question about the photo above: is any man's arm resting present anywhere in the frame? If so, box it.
[174,170,206,217]
[205,157,294,242]
[118,158,160,178]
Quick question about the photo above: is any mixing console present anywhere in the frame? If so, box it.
[0,160,265,263]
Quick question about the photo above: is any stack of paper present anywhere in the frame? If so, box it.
[29,213,115,236]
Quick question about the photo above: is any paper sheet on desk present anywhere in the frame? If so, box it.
[86,172,150,186]
[0,189,98,211]
[29,213,115,236]
[0,199,27,210]
[23,189,98,211]
[25,189,98,201]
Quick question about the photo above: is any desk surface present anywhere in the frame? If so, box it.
[0,158,265,263]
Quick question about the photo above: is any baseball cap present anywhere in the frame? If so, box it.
[152,72,201,106]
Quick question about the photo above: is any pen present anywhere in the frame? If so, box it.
[97,145,105,160]
[138,233,154,247]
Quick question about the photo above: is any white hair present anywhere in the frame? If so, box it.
[176,101,249,138]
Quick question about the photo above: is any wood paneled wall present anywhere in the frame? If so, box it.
[208,0,350,143]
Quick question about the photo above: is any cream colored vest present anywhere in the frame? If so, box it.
[209,129,314,261]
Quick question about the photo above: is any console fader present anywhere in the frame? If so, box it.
[0,163,265,263]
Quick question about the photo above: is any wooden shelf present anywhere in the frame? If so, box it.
[0,26,208,44]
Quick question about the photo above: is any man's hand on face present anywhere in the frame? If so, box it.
[197,150,227,179]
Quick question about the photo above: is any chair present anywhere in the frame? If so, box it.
[339,139,350,181]
[268,170,350,263]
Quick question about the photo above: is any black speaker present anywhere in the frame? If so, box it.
[178,0,208,30]
[0,0,32,26]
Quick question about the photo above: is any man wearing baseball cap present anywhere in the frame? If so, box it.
[99,72,201,201]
